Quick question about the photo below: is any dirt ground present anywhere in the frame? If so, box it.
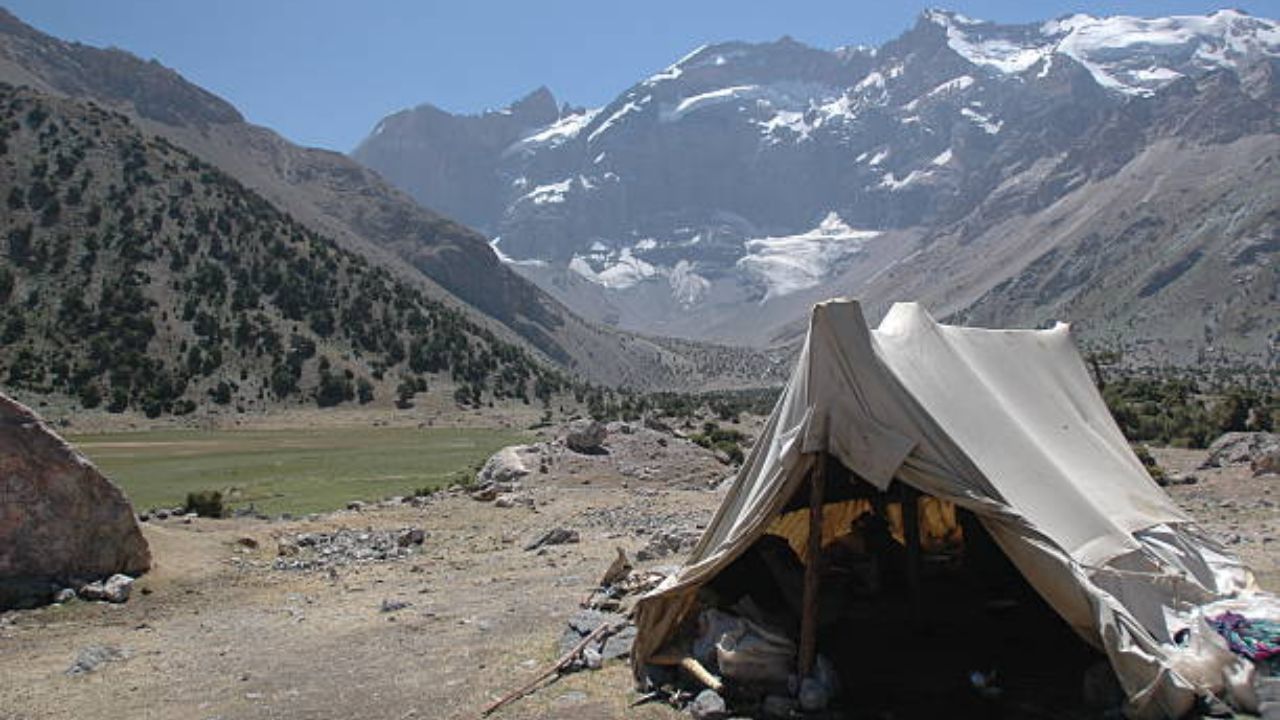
[1,442,1276,720]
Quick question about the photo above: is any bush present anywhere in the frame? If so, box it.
[184,489,225,518]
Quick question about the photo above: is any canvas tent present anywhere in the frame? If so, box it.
[632,299,1262,718]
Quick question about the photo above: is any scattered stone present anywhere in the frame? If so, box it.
[52,588,76,604]
[396,528,426,547]
[380,598,411,613]
[689,689,727,720]
[582,646,603,670]
[636,530,700,561]
[1254,449,1280,477]
[493,494,532,509]
[565,420,608,454]
[1163,472,1199,486]
[346,501,367,512]
[558,609,627,656]
[78,574,134,603]
[65,645,125,675]
[273,527,426,571]
[237,537,259,549]
[470,486,498,502]
[525,527,580,551]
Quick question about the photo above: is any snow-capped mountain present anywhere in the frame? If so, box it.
[353,9,1280,363]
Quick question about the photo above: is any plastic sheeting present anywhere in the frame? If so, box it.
[632,299,1260,719]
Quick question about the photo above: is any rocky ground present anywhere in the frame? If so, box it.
[0,428,1276,720]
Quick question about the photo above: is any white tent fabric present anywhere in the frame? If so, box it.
[632,299,1259,718]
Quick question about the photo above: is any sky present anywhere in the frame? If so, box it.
[7,1,1275,152]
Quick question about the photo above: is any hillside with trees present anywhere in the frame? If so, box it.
[0,84,566,416]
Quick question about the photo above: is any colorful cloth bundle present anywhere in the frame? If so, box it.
[1207,611,1280,670]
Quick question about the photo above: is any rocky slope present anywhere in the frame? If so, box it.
[355,9,1279,364]
[0,84,565,414]
[0,8,783,390]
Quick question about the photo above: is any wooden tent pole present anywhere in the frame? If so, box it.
[798,453,826,678]
[902,483,922,619]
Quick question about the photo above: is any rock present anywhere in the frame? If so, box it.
[565,420,608,454]
[582,647,603,670]
[346,500,366,511]
[237,537,259,549]
[79,573,134,603]
[277,538,300,557]
[601,624,637,661]
[636,530,700,562]
[558,609,627,656]
[689,689,727,720]
[397,528,426,547]
[1202,432,1280,469]
[0,393,150,610]
[380,598,411,613]
[525,527,580,551]
[470,485,498,502]
[65,645,125,675]
[52,587,76,604]
[1254,449,1280,477]
[493,494,518,509]
[1164,472,1199,486]
[476,446,531,485]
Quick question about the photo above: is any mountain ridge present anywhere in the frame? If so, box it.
[354,7,1279,366]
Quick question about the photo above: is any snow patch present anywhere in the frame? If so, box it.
[961,107,1002,134]
[668,260,711,306]
[506,109,600,155]
[736,212,880,301]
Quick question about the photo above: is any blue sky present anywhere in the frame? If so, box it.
[8,1,1273,151]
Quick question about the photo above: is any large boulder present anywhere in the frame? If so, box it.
[565,420,607,454]
[476,445,531,487]
[1201,432,1280,469]
[0,393,150,608]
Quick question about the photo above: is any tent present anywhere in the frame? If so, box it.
[632,299,1262,718]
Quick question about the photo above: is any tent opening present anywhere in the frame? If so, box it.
[695,458,1105,718]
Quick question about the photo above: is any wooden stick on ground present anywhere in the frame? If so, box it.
[480,622,617,717]
[646,651,724,693]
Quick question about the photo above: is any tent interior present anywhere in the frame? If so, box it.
[692,456,1107,719]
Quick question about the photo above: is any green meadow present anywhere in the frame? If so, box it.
[68,426,528,516]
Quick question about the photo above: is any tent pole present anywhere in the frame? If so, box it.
[798,453,826,679]
[902,483,922,619]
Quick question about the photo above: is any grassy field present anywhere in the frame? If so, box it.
[68,426,529,515]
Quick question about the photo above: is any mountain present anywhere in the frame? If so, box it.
[354,9,1280,365]
[0,8,785,390]
[0,84,564,415]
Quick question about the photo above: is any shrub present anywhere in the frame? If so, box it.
[184,489,225,518]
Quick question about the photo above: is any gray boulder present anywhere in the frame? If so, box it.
[0,393,150,609]
[690,689,727,720]
[1202,432,1280,469]
[565,420,608,454]
[476,445,531,486]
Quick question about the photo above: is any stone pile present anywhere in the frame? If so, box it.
[273,526,426,571]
